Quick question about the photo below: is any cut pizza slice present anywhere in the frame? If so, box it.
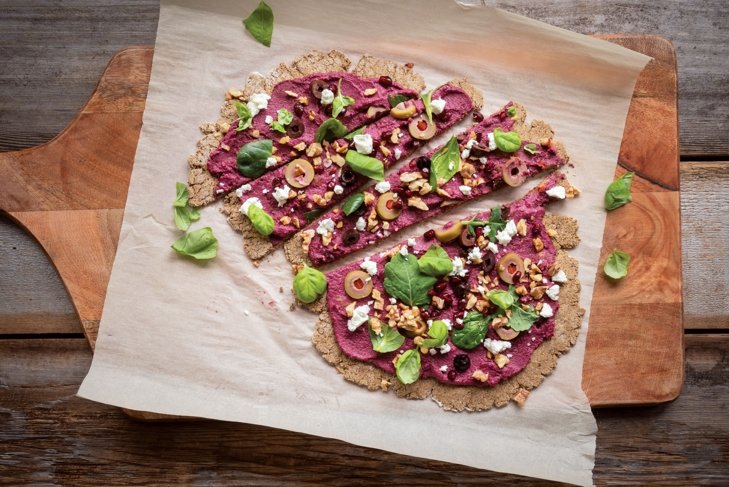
[302,172,583,411]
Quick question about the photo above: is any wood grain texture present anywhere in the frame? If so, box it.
[1,335,727,485]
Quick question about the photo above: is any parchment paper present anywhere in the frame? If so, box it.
[78,1,650,484]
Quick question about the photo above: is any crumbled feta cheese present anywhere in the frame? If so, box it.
[394,148,402,159]
[483,338,512,355]
[459,185,472,196]
[235,184,252,197]
[431,98,446,114]
[450,256,467,277]
[429,348,437,355]
[496,229,513,246]
[264,115,273,124]
[546,185,566,199]
[262,189,269,194]
[399,246,409,256]
[440,319,453,331]
[355,217,366,232]
[333,184,344,195]
[477,285,486,295]
[505,219,517,237]
[353,133,374,154]
[389,297,397,304]
[467,246,483,264]
[448,161,455,171]
[546,284,560,301]
[265,156,278,168]
[407,238,417,247]
[540,302,554,318]
[461,149,470,159]
[478,156,488,164]
[552,269,568,283]
[347,305,370,332]
[316,218,335,236]
[439,365,449,373]
[272,185,291,207]
[438,343,452,354]
[320,88,334,105]
[246,92,270,117]
[487,132,497,151]
[240,197,262,214]
[374,181,391,193]
[486,241,499,254]
[465,139,476,150]
[360,257,378,276]
[455,317,463,325]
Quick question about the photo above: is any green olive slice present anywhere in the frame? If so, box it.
[496,251,525,284]
[502,158,528,187]
[496,326,519,340]
[390,100,417,119]
[344,270,373,299]
[284,158,315,189]
[375,192,402,221]
[408,115,436,140]
[434,221,464,243]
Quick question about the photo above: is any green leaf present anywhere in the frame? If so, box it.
[270,108,293,133]
[173,182,189,208]
[174,206,200,232]
[487,289,515,310]
[315,118,348,143]
[452,311,490,350]
[508,305,539,332]
[235,101,253,132]
[604,172,634,211]
[344,126,366,141]
[417,245,453,277]
[604,250,631,280]
[171,227,218,260]
[369,323,405,353]
[247,204,275,236]
[345,151,384,181]
[493,128,521,153]
[293,264,327,304]
[507,106,517,117]
[524,143,538,155]
[388,94,410,108]
[421,320,448,349]
[429,136,461,188]
[332,79,355,118]
[242,0,274,47]
[395,349,421,384]
[463,217,489,237]
[486,206,506,240]
[342,192,364,216]
[383,253,437,307]
[420,89,434,124]
[236,139,273,178]
[303,208,325,222]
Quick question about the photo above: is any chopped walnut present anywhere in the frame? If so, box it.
[472,370,489,382]
[292,141,306,152]
[345,301,356,318]
[380,145,391,158]
[298,95,309,106]
[533,237,544,252]
[516,219,527,237]
[331,154,346,167]
[390,128,401,144]
[363,87,378,96]
[300,229,315,252]
[370,316,383,334]
[306,142,323,157]
[364,192,376,205]
[494,353,510,369]
[465,294,478,310]
[250,129,260,138]
[512,388,530,406]
[407,196,429,211]
[279,215,291,225]
[400,171,423,183]
[459,162,476,179]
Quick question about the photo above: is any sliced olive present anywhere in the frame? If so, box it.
[342,229,360,246]
[340,166,357,186]
[286,118,305,138]
[376,192,402,221]
[470,143,490,158]
[310,79,327,99]
[344,270,373,299]
[390,100,417,119]
[496,327,520,340]
[408,115,436,140]
[482,253,496,273]
[284,158,315,189]
[459,228,477,247]
[366,105,388,119]
[502,158,528,187]
[434,221,464,243]
[415,156,431,172]
[496,252,525,284]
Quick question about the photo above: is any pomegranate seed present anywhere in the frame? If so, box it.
[424,229,436,240]
[378,75,393,87]
[473,112,484,122]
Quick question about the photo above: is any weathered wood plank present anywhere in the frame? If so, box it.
[1,335,727,485]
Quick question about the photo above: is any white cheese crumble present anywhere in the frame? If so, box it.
[486,241,499,254]
[399,246,409,256]
[265,156,278,168]
[440,319,453,331]
[459,185,472,196]
[483,338,512,355]
[264,115,273,124]
[479,156,488,164]
[496,229,513,246]
[407,238,417,247]
[235,184,252,197]
[540,302,554,318]
[438,343,452,354]
[546,185,566,199]
[487,132,497,151]
[272,185,291,207]
[347,305,370,332]
[465,139,476,149]
[389,297,397,304]
[320,88,334,105]
[439,365,449,373]
[505,219,517,237]
[450,256,467,277]
[467,246,483,264]
[246,92,270,117]
[546,284,560,301]
[355,217,366,232]
[394,148,402,159]
[333,184,344,195]
[448,161,455,171]
[353,133,374,154]
[431,98,446,114]
[262,189,269,194]
[374,181,391,193]
[316,218,335,236]
[240,197,262,214]
[552,269,568,283]
[359,257,378,276]
[461,149,470,159]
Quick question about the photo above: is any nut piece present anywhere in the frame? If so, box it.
[533,237,544,252]
[407,196,429,211]
[472,370,489,382]
[363,87,378,96]
[512,388,530,406]
[494,353,510,369]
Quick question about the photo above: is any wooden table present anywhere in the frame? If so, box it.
[1,2,727,484]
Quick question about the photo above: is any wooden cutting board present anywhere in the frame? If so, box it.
[0,36,683,407]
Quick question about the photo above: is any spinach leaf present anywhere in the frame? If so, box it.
[508,305,539,332]
[493,128,521,153]
[235,101,253,132]
[421,320,448,349]
[247,204,274,236]
[604,250,631,280]
[242,0,274,47]
[420,89,434,124]
[315,118,347,143]
[487,289,515,310]
[429,136,461,188]
[383,253,437,307]
[293,264,327,304]
[395,349,421,384]
[270,108,293,133]
[604,172,634,211]
[417,245,453,277]
[452,311,490,350]
[523,143,538,155]
[345,151,384,181]
[388,94,410,108]
[342,192,364,216]
[237,139,273,178]
[171,227,218,260]
[369,323,405,353]
[332,79,355,118]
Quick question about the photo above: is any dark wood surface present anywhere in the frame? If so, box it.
[1,1,728,485]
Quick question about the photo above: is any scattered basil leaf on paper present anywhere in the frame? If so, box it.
[395,348,421,384]
[315,118,347,143]
[172,182,200,231]
[345,151,384,181]
[604,171,634,211]
[429,136,461,188]
[342,192,364,216]
[369,323,405,353]
[174,182,189,208]
[242,0,274,47]
[235,101,253,132]
[420,89,434,124]
[604,250,631,280]
[383,253,437,307]
[247,204,275,236]
[452,311,490,350]
[417,245,453,277]
[237,139,273,178]
[421,320,448,349]
[332,79,355,118]
[293,264,327,304]
[493,128,522,153]
[171,227,218,260]
[508,305,539,332]
[270,108,293,133]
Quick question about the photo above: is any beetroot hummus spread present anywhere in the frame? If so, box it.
[324,173,570,387]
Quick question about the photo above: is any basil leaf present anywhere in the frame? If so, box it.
[388,94,410,108]
[422,320,448,349]
[342,192,364,216]
[487,289,515,310]
[345,151,384,181]
[394,349,421,384]
[344,126,366,141]
[429,136,461,188]
[174,206,200,232]
[174,182,188,208]
[369,323,405,353]
[452,311,490,350]
[332,79,355,118]
[604,172,634,211]
[463,217,488,237]
[507,106,517,117]
[235,101,253,132]
[417,245,453,277]
[242,0,274,47]
[293,264,327,304]
[270,108,293,133]
[487,205,506,240]
[524,143,538,155]
[420,89,434,124]
[383,253,437,307]
[237,139,273,178]
[315,118,348,143]
[171,227,218,260]
[508,305,539,332]
[304,208,325,222]
[604,250,631,280]
[247,204,275,236]
[493,128,522,153]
